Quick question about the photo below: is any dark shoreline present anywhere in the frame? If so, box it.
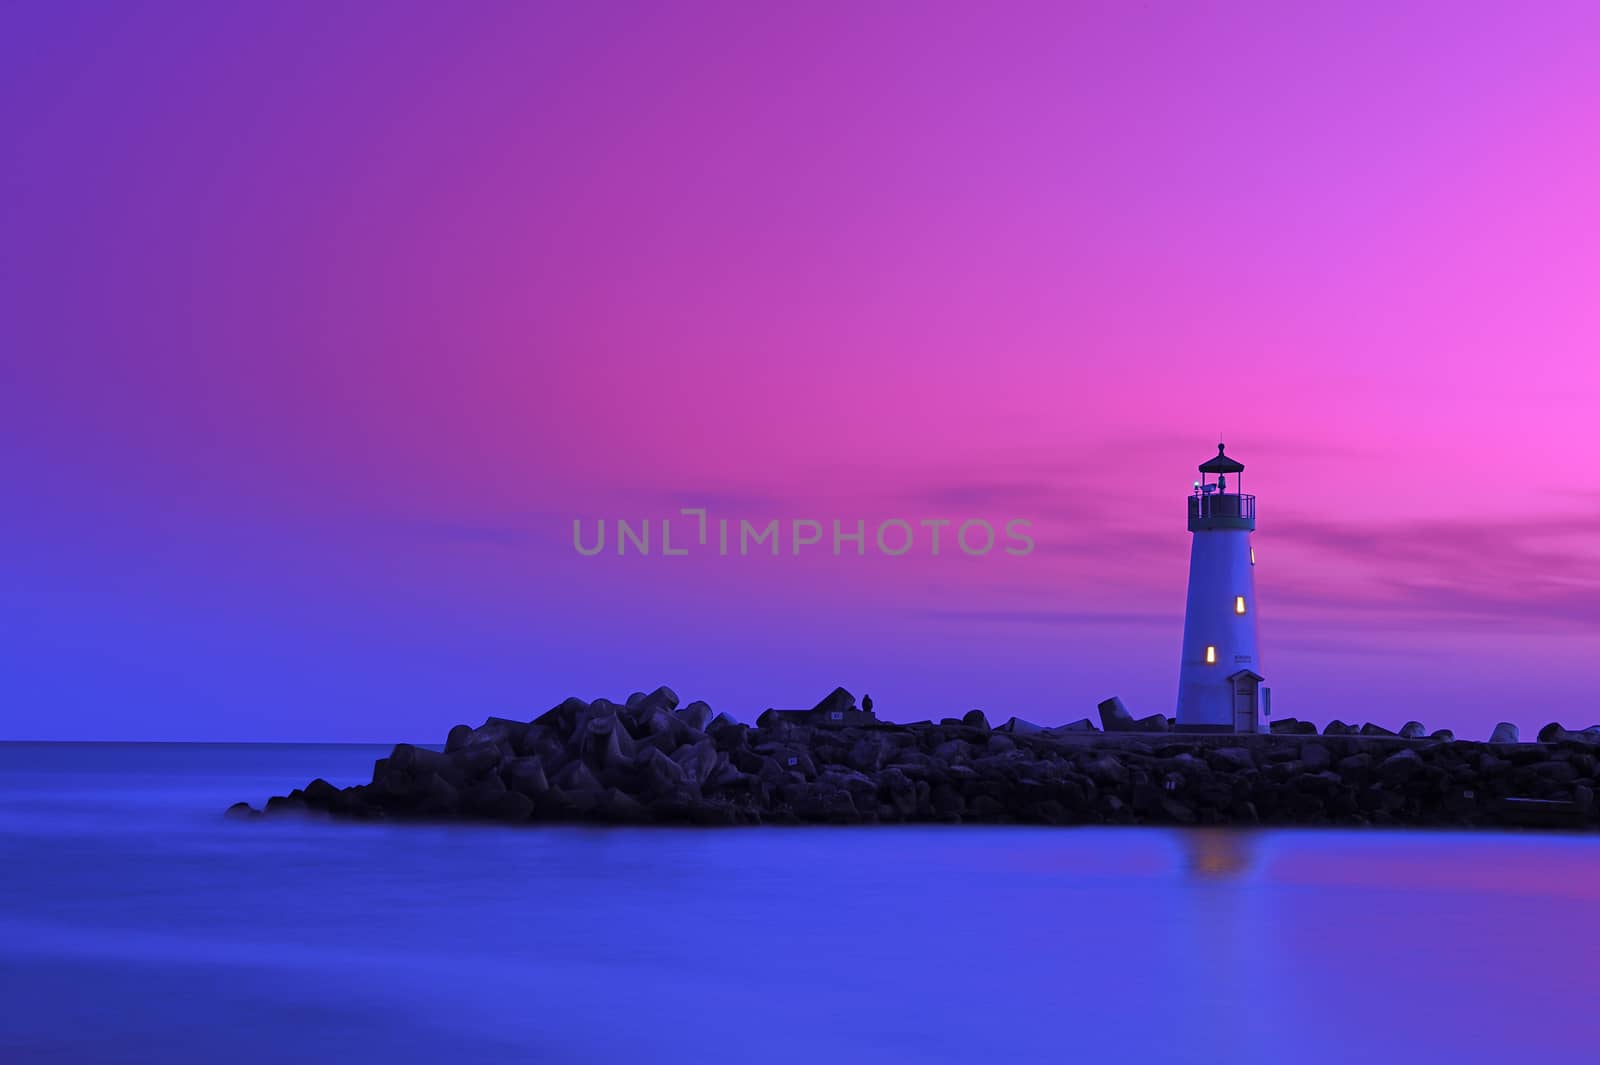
[231,689,1600,831]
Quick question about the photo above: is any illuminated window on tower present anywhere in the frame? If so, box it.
[1205,645,1217,664]
[1250,547,1256,565]
[1235,596,1247,614]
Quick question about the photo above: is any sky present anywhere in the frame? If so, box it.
[3,1,1597,741]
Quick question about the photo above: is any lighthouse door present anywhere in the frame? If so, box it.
[1232,675,1259,733]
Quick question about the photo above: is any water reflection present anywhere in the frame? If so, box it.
[1178,827,1257,879]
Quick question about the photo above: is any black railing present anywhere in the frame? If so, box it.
[1188,492,1255,521]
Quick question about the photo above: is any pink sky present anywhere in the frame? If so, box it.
[2,1,1596,740]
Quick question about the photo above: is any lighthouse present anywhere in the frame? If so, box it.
[1176,443,1266,733]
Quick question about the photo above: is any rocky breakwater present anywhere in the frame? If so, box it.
[230,689,1600,830]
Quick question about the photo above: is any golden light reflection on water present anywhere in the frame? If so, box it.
[1179,828,1257,879]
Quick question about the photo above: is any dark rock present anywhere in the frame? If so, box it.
[502,756,549,796]
[1430,729,1456,742]
[1300,743,1333,771]
[1160,798,1196,824]
[264,794,307,816]
[1208,747,1254,772]
[811,686,857,716]
[532,697,589,734]
[225,801,258,820]
[1097,697,1136,732]
[1379,748,1423,785]
[1490,722,1520,744]
[304,778,340,807]
[555,760,601,796]
[1323,720,1357,736]
[242,687,1591,832]
[416,773,460,815]
[644,685,681,711]
[637,747,687,796]
[1360,723,1395,737]
[389,743,464,786]
[678,701,714,731]
[1271,718,1317,735]
[1337,753,1373,776]
[579,715,634,770]
[672,738,718,786]
[1084,755,1129,787]
[1051,718,1098,733]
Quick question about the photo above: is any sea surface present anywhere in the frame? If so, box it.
[3,742,1599,1064]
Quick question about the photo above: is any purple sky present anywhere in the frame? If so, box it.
[3,2,1597,741]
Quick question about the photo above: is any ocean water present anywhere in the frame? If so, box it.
[3,742,1599,1064]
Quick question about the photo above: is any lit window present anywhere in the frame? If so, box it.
[1205,645,1217,665]
[1250,547,1256,565]
[1235,596,1247,615]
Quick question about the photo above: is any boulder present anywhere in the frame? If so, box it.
[641,685,680,712]
[445,724,474,753]
[1360,723,1395,737]
[1323,720,1357,736]
[1337,753,1373,776]
[1050,718,1099,733]
[1378,748,1423,784]
[532,696,589,733]
[636,747,686,795]
[677,700,714,731]
[1208,747,1255,772]
[494,791,535,823]
[555,760,602,796]
[1399,721,1427,739]
[847,735,889,772]
[811,687,857,716]
[1271,717,1317,735]
[389,743,463,785]
[756,708,785,729]
[303,778,340,807]
[1097,697,1136,732]
[1084,755,1129,787]
[416,772,460,815]
[962,709,991,731]
[1430,729,1456,742]
[454,742,503,777]
[1160,798,1197,824]
[671,738,719,786]
[501,756,549,796]
[1490,722,1520,744]
[1000,716,1045,734]
[1300,743,1333,771]
[579,715,635,770]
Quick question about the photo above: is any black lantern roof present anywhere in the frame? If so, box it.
[1198,443,1244,474]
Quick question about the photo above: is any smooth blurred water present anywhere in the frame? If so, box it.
[3,742,1599,1064]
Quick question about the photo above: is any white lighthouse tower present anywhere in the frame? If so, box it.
[1176,443,1266,733]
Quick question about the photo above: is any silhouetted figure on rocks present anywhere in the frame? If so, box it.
[861,694,873,714]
